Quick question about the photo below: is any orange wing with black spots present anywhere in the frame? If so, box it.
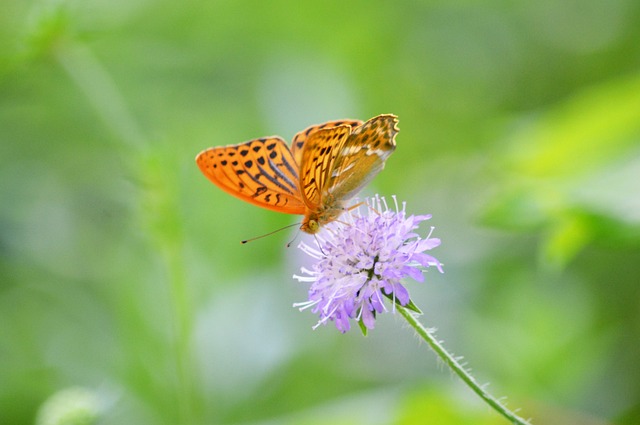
[298,125,353,209]
[291,119,362,165]
[196,137,306,214]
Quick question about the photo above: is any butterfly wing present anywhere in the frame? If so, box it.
[325,114,399,201]
[298,125,353,209]
[291,119,363,165]
[196,137,306,214]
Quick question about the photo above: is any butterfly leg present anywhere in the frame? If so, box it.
[349,200,383,217]
[313,234,327,256]
[328,201,371,229]
[346,201,366,212]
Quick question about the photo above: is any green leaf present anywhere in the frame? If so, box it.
[401,298,423,315]
[382,292,423,314]
[357,318,368,336]
[508,73,640,179]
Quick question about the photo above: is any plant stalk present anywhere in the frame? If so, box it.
[397,305,532,425]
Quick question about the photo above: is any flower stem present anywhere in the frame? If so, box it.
[397,305,532,425]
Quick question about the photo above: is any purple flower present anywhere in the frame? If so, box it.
[293,195,443,333]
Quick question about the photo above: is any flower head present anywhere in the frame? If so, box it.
[294,195,443,333]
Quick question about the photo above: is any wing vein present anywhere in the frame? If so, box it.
[257,159,297,195]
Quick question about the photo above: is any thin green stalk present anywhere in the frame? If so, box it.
[54,42,146,151]
[54,39,197,424]
[397,305,532,425]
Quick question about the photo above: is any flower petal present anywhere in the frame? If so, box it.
[402,265,424,282]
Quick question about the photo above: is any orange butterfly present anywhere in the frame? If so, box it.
[196,114,398,234]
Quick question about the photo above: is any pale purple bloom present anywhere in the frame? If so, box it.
[293,195,443,333]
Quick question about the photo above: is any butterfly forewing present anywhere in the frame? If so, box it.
[196,137,306,214]
[291,119,363,165]
[326,114,398,201]
[298,125,353,209]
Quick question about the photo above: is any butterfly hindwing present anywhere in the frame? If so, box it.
[196,137,306,214]
[327,114,398,201]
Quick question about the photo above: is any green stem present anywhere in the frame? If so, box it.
[54,42,146,151]
[54,39,197,424]
[397,305,532,425]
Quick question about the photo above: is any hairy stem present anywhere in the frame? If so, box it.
[397,305,532,425]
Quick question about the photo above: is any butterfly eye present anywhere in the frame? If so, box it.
[307,220,320,233]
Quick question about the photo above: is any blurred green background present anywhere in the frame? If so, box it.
[2,0,640,424]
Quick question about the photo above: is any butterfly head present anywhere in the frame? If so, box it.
[300,217,320,234]
[300,203,346,234]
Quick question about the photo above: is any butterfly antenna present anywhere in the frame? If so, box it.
[241,222,301,244]
[286,230,301,248]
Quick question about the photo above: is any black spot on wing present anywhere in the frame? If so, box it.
[255,154,298,195]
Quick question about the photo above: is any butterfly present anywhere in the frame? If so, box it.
[196,114,398,234]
